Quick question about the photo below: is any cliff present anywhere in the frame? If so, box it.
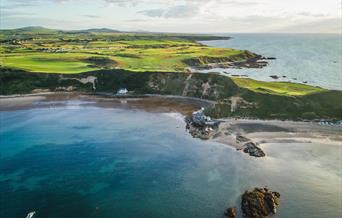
[1,68,341,120]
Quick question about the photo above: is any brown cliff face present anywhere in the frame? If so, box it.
[182,51,266,69]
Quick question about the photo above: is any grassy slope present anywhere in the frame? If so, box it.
[1,53,100,73]
[231,77,325,96]
[0,29,245,73]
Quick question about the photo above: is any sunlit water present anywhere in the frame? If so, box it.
[200,34,342,90]
[0,102,341,218]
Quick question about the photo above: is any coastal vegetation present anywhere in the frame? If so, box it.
[231,77,325,96]
[0,27,249,73]
[1,68,341,121]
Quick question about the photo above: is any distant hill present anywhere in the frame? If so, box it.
[80,28,121,33]
[0,27,120,34]
[16,26,54,31]
[1,26,59,34]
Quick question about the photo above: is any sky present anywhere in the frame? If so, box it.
[1,0,341,33]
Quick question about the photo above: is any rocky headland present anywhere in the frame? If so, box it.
[184,51,273,70]
[225,187,280,218]
[185,108,220,140]
[185,109,266,157]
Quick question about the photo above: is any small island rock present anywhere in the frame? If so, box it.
[224,207,237,218]
[243,142,266,157]
[241,187,280,218]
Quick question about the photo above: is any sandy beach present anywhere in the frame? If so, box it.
[1,92,341,151]
[212,118,342,151]
[0,92,211,116]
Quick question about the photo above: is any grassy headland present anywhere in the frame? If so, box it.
[231,77,325,96]
[0,27,253,73]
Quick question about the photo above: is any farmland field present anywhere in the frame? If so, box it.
[231,77,325,96]
[0,28,250,73]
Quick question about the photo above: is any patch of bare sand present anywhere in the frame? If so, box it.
[212,118,342,149]
[0,96,46,110]
[0,92,208,116]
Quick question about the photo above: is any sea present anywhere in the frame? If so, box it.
[0,101,341,218]
[200,34,342,90]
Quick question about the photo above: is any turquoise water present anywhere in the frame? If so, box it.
[0,102,341,218]
[201,34,342,90]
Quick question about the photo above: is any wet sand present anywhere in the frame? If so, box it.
[0,92,210,116]
[1,92,341,150]
[212,119,342,150]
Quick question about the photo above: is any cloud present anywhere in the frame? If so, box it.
[139,9,165,18]
[218,0,259,6]
[139,4,199,18]
[275,18,342,33]
[1,0,41,9]
[2,0,340,33]
[136,0,261,19]
[163,5,198,18]
[1,10,35,18]
[297,12,328,18]
[83,14,101,18]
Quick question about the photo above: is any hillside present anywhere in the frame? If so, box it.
[1,68,341,121]
[0,27,257,73]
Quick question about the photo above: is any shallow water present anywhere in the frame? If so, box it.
[201,34,342,90]
[0,102,341,218]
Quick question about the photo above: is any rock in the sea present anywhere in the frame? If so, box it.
[186,122,214,140]
[236,135,250,143]
[243,142,265,157]
[185,108,220,140]
[241,187,280,218]
[224,207,237,218]
[270,75,279,79]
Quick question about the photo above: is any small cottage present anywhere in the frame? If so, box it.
[117,88,128,95]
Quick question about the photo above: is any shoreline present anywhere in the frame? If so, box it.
[1,92,341,153]
[0,92,212,116]
[211,118,342,151]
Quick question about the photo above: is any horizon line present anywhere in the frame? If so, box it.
[1,26,341,35]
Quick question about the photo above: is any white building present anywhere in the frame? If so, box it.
[117,88,128,95]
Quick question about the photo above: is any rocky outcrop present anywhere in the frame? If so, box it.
[225,187,280,218]
[185,108,220,140]
[243,142,266,157]
[269,75,279,79]
[241,187,280,218]
[186,120,215,140]
[235,135,266,157]
[224,207,237,218]
[183,51,269,70]
[236,135,250,143]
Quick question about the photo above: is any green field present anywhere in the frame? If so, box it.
[231,77,325,96]
[0,27,328,99]
[0,53,101,73]
[0,27,247,73]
